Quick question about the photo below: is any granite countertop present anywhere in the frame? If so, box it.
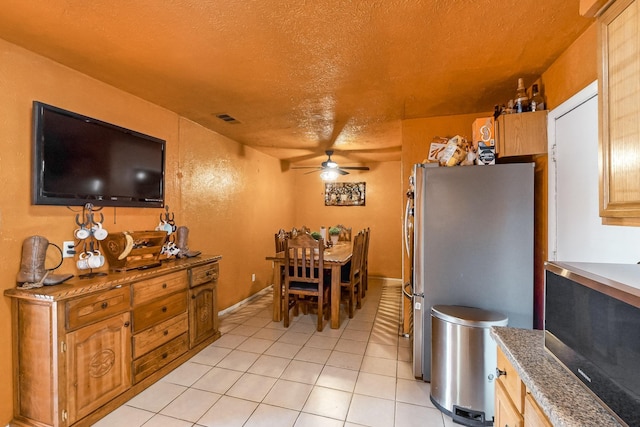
[491,327,623,427]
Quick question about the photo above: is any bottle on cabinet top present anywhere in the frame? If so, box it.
[530,84,545,111]
[514,78,529,113]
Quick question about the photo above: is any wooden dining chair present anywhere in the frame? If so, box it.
[335,224,352,242]
[340,230,364,318]
[274,228,290,253]
[284,232,330,331]
[361,227,370,299]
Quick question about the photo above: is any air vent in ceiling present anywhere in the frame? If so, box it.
[215,113,241,124]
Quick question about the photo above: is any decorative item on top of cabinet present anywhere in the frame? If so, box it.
[598,0,640,225]
[495,111,548,157]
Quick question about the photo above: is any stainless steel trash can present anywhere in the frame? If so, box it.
[430,305,508,427]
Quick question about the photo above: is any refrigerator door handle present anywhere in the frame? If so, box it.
[404,282,424,297]
[404,198,413,257]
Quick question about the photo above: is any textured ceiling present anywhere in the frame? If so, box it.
[0,0,592,166]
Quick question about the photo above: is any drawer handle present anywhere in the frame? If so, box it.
[101,302,108,309]
[162,353,168,359]
[164,330,169,336]
[162,283,167,289]
[162,306,168,313]
[124,321,130,327]
[496,368,507,378]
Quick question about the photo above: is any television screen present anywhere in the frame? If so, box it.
[32,101,165,208]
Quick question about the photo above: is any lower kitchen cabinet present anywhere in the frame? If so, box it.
[495,380,523,427]
[495,347,552,427]
[524,393,552,427]
[5,255,221,427]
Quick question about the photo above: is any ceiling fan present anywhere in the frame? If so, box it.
[291,150,370,179]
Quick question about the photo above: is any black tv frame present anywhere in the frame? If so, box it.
[32,101,166,208]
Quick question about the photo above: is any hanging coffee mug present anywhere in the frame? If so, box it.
[74,226,90,240]
[76,252,91,270]
[88,250,105,268]
[91,223,108,240]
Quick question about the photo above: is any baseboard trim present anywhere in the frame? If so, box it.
[218,285,274,316]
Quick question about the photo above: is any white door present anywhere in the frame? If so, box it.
[549,81,640,263]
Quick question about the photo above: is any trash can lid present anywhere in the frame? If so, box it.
[431,305,508,327]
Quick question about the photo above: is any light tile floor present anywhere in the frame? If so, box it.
[94,278,456,427]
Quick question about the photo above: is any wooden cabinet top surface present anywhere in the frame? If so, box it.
[5,254,221,302]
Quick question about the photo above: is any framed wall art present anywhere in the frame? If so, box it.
[324,182,366,206]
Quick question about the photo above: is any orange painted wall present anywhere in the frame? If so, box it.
[292,161,403,279]
[178,118,296,309]
[542,23,598,110]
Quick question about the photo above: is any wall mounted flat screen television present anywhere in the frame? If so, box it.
[32,101,165,208]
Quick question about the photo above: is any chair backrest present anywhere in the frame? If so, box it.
[362,228,370,267]
[275,228,290,253]
[291,226,311,239]
[348,231,365,280]
[335,224,352,241]
[285,232,324,286]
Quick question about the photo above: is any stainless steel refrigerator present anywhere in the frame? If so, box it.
[406,163,534,381]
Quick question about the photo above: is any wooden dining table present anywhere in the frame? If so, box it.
[266,242,352,329]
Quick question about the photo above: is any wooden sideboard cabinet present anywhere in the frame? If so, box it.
[495,111,548,157]
[598,0,640,224]
[495,347,551,427]
[6,255,221,427]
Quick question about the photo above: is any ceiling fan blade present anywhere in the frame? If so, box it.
[336,169,350,175]
[291,166,321,169]
[304,169,322,175]
[339,166,370,171]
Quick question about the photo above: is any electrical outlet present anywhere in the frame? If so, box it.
[62,241,76,258]
[251,273,256,282]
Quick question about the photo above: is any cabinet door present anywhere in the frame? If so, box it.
[189,282,217,347]
[496,111,548,157]
[599,0,640,222]
[524,393,552,427]
[66,312,131,424]
[495,380,523,427]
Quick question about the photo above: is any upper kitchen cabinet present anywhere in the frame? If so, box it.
[495,111,548,157]
[598,0,640,224]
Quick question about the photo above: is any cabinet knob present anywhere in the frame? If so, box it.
[101,302,108,309]
[496,368,507,378]
[162,306,167,313]
[124,321,130,327]
[162,283,167,289]
[192,295,196,299]
[164,330,169,336]
[162,353,168,359]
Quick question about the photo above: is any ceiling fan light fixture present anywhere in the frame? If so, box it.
[320,169,339,181]
[326,161,338,169]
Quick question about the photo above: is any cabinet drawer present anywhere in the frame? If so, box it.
[132,334,188,383]
[190,262,219,287]
[132,271,188,306]
[133,291,187,332]
[66,286,130,330]
[497,347,525,413]
[133,312,188,358]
